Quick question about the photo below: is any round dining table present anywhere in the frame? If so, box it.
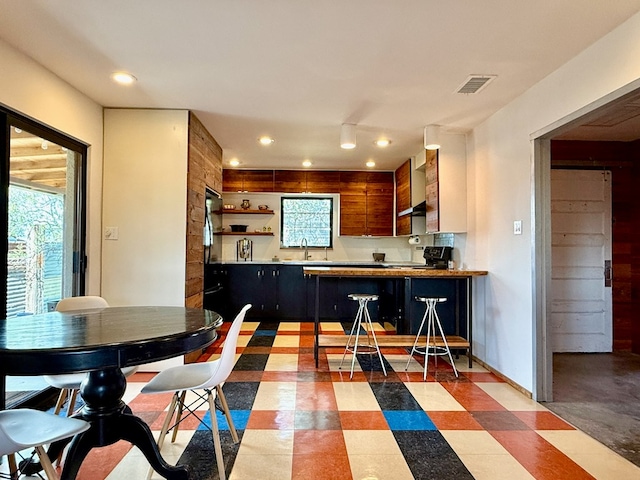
[0,305,223,480]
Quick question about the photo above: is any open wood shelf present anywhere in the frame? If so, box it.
[214,232,274,236]
[218,209,274,214]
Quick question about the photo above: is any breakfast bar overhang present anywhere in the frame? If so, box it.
[303,266,488,368]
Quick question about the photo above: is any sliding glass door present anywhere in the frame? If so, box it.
[1,109,87,318]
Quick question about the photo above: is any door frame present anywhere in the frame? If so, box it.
[531,78,640,401]
[0,106,88,317]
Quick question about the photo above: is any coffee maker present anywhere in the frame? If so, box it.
[236,238,252,261]
[423,246,452,269]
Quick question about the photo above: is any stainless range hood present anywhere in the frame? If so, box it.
[398,201,426,217]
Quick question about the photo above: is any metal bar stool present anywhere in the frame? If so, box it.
[406,296,459,380]
[339,294,387,379]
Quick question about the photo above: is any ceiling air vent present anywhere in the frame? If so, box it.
[456,75,497,94]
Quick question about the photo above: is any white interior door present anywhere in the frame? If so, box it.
[550,169,612,352]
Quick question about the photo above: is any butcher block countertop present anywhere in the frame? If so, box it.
[302,266,488,277]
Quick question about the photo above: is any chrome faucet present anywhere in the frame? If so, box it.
[301,238,310,260]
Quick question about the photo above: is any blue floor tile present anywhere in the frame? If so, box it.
[383,410,436,431]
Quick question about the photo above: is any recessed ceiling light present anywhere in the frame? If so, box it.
[111,71,137,85]
[374,139,391,147]
[302,159,312,168]
[229,159,240,167]
[366,160,376,168]
[258,136,274,145]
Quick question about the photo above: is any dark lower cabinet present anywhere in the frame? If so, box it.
[223,263,311,320]
[275,265,308,319]
[225,264,268,319]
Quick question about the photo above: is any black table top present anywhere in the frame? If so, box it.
[0,306,222,375]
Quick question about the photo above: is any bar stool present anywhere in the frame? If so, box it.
[339,294,387,379]
[406,296,459,380]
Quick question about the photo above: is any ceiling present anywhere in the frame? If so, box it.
[10,130,68,189]
[2,1,640,171]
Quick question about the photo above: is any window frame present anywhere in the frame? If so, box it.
[279,196,334,249]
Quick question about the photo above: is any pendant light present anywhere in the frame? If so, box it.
[340,123,357,149]
[424,125,441,150]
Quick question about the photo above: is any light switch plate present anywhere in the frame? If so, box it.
[104,227,119,240]
[513,220,522,235]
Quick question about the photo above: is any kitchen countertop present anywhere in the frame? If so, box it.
[302,266,488,277]
[218,260,430,267]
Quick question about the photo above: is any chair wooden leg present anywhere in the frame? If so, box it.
[35,445,59,480]
[53,388,68,415]
[171,390,187,443]
[216,384,239,443]
[207,391,226,480]
[66,389,79,416]
[7,453,19,480]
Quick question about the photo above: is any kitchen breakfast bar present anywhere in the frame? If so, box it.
[303,266,488,368]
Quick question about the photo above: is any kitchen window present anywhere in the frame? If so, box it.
[280,197,333,248]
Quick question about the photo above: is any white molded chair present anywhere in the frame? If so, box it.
[0,408,89,480]
[44,296,138,416]
[141,304,251,480]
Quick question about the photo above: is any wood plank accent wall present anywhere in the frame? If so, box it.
[185,112,223,311]
[551,140,640,353]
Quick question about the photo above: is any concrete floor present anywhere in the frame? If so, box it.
[544,352,640,467]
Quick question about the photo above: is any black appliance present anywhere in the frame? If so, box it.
[423,246,452,269]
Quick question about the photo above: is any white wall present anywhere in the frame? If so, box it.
[468,11,640,392]
[0,38,104,294]
[102,109,189,306]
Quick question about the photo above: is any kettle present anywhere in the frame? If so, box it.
[236,238,252,261]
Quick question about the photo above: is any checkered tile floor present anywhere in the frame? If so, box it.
[7,320,639,479]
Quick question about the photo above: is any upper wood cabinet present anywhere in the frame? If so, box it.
[306,171,341,193]
[339,171,367,194]
[339,171,393,236]
[273,170,340,193]
[395,159,412,236]
[223,170,274,192]
[424,133,467,233]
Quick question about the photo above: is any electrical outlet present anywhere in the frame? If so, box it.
[513,220,522,235]
[104,227,119,240]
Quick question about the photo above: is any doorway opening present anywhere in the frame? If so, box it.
[1,108,88,407]
[533,83,640,465]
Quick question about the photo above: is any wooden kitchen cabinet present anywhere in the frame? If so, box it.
[274,170,307,193]
[395,159,412,236]
[424,134,467,233]
[223,169,274,192]
[339,171,393,236]
[305,171,340,193]
[274,170,341,193]
[425,149,439,232]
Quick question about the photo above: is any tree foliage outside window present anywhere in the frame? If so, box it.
[7,185,64,317]
[281,197,333,248]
